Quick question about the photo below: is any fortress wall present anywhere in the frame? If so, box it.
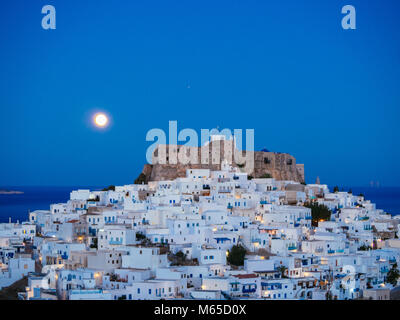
[137,140,305,183]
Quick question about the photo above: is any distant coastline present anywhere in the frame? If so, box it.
[0,189,24,195]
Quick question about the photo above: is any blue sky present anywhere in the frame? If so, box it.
[0,0,399,187]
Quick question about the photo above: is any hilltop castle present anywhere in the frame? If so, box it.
[135,137,305,184]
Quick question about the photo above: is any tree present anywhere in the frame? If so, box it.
[348,189,352,194]
[247,175,253,180]
[304,202,331,227]
[227,245,247,266]
[168,251,197,266]
[387,263,400,286]
[276,265,288,278]
[260,173,272,179]
[358,244,372,251]
[102,185,115,191]
[175,251,186,260]
[333,186,339,193]
[136,232,146,241]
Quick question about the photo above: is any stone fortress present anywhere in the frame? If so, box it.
[135,136,305,184]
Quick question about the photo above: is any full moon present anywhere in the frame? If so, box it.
[94,113,108,128]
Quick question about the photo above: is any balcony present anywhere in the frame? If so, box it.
[109,240,123,245]
[327,249,335,254]
[260,201,268,205]
[288,245,297,251]
[242,287,256,293]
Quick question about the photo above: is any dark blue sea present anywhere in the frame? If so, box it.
[0,186,101,223]
[341,186,400,216]
[0,186,399,223]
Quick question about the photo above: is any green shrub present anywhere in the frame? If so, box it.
[227,245,247,266]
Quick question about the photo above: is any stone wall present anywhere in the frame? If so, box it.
[135,140,305,183]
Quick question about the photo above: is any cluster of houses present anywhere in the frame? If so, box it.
[1,161,399,300]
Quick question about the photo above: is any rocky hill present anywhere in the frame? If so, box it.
[135,140,305,184]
